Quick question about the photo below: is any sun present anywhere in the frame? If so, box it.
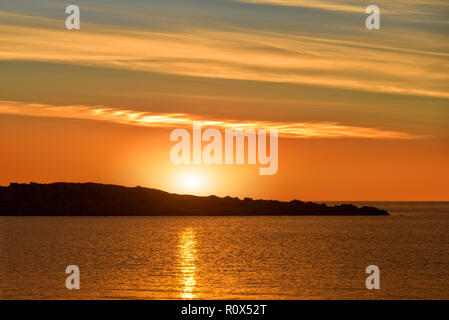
[167,168,214,196]
[177,171,206,194]
[182,174,202,189]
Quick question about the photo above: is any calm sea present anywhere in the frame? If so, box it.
[0,202,448,299]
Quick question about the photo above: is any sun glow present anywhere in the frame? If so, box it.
[184,175,201,188]
[177,171,206,194]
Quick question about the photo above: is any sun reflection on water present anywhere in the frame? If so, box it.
[179,228,197,299]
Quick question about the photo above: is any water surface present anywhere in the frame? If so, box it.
[1,202,448,299]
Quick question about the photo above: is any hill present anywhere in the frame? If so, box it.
[0,182,389,216]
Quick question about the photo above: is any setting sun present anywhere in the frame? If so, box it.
[176,171,206,195]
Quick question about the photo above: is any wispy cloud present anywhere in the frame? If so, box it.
[0,100,422,139]
[234,0,362,13]
[0,13,447,99]
[234,0,449,19]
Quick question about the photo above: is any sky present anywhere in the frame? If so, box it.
[0,0,448,200]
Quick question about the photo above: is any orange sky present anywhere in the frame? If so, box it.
[1,113,447,201]
[0,1,448,200]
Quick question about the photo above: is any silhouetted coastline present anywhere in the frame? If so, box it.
[0,182,389,216]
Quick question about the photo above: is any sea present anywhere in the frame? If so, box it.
[0,202,448,299]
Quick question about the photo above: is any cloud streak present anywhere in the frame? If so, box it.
[234,0,362,13]
[0,16,447,99]
[234,0,449,18]
[0,100,421,139]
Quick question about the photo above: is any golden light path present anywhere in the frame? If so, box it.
[179,228,197,299]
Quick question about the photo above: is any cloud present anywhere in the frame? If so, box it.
[0,100,422,139]
[0,14,447,100]
[234,0,362,13]
[233,0,449,19]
